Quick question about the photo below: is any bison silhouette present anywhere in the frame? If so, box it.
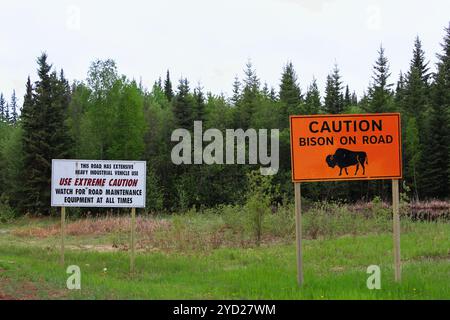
[326,148,368,176]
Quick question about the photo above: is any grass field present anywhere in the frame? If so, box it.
[0,204,449,300]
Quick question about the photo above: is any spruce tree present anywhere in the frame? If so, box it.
[231,76,241,106]
[351,91,358,105]
[20,53,71,214]
[421,24,450,198]
[0,93,5,121]
[368,45,393,112]
[10,90,19,124]
[172,78,193,129]
[410,36,430,85]
[324,64,343,114]
[395,71,406,105]
[193,84,205,122]
[279,62,302,119]
[403,37,430,118]
[304,78,321,114]
[4,103,10,122]
[401,38,432,197]
[237,61,260,128]
[261,82,270,99]
[164,70,174,102]
[344,85,351,108]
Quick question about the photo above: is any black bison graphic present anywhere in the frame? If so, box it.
[326,148,368,176]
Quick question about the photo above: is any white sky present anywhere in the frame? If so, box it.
[0,0,449,105]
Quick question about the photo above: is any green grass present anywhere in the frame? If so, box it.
[0,217,448,299]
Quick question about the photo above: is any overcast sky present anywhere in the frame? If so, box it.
[1,0,449,105]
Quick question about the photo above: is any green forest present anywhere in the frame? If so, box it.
[0,24,449,216]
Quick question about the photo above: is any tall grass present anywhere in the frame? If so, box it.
[7,197,444,253]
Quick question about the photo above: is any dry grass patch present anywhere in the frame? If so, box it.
[12,216,171,238]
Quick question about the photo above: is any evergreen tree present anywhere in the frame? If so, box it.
[304,78,321,114]
[421,24,450,198]
[401,38,432,197]
[368,45,393,112]
[4,103,10,122]
[261,82,270,99]
[269,87,277,102]
[403,37,430,118]
[410,36,430,85]
[344,85,351,108]
[193,84,206,122]
[20,53,71,214]
[351,91,358,105]
[237,61,260,128]
[172,78,193,129]
[0,93,6,122]
[395,71,406,105]
[164,70,174,102]
[154,77,163,91]
[0,93,5,121]
[231,75,241,106]
[10,90,18,124]
[324,64,343,114]
[279,62,302,119]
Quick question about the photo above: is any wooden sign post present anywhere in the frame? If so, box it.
[130,207,136,274]
[392,179,401,281]
[290,113,403,286]
[60,206,66,266]
[294,183,303,286]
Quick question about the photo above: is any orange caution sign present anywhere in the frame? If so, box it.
[290,113,402,182]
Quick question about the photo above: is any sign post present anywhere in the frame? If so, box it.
[130,207,136,273]
[392,179,401,281]
[290,113,402,285]
[294,182,303,286]
[60,206,66,266]
[51,159,146,272]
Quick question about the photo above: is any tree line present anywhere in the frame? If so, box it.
[0,24,449,215]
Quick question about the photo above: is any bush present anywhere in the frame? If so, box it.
[244,171,273,245]
[0,195,15,223]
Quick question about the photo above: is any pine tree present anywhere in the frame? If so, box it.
[410,36,430,85]
[269,87,277,102]
[237,61,260,128]
[261,82,270,99]
[324,64,343,114]
[4,103,10,122]
[154,77,162,91]
[231,76,241,106]
[279,62,302,118]
[403,37,430,118]
[351,91,358,105]
[421,24,450,198]
[20,53,71,214]
[172,78,193,129]
[368,45,393,112]
[400,38,432,197]
[10,90,18,124]
[193,84,205,122]
[395,71,406,105]
[344,85,351,108]
[164,70,174,102]
[0,93,5,121]
[304,78,321,114]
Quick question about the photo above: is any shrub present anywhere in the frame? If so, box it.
[0,195,15,223]
[244,171,272,245]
